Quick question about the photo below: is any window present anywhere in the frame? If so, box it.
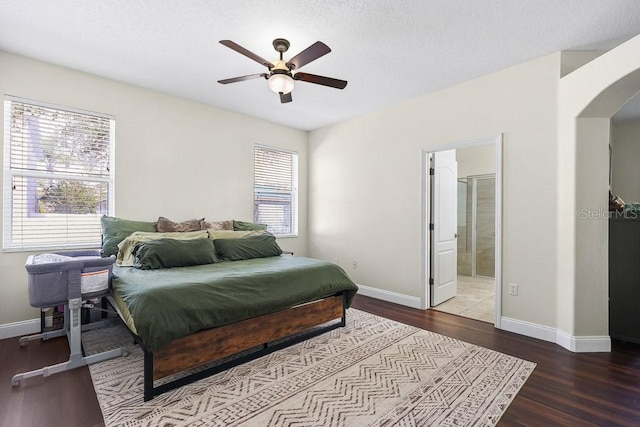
[3,96,115,251]
[254,145,298,236]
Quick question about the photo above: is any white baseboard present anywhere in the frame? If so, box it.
[356,284,423,309]
[500,316,558,343]
[357,287,611,352]
[0,318,40,340]
[501,316,611,353]
[2,299,611,353]
[555,330,611,352]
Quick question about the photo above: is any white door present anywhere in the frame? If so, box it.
[431,149,458,306]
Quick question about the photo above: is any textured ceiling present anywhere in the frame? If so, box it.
[1,1,640,130]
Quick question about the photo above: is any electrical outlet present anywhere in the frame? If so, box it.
[352,260,358,269]
[509,283,518,296]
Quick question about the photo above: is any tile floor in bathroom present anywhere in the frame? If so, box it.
[432,275,495,323]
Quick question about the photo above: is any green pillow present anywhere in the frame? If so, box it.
[101,216,157,257]
[132,238,217,270]
[233,220,267,231]
[215,233,282,261]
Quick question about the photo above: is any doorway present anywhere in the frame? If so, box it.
[423,135,502,326]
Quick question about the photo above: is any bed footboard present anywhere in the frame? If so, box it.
[143,292,347,401]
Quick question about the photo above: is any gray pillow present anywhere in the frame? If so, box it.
[214,233,282,261]
[202,220,234,230]
[133,238,217,270]
[156,216,204,232]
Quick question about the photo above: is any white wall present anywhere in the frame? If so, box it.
[557,34,640,345]
[457,144,496,178]
[309,53,561,328]
[0,51,308,326]
[611,118,640,202]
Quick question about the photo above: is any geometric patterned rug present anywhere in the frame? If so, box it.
[83,309,535,426]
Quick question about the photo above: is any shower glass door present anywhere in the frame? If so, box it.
[457,175,495,278]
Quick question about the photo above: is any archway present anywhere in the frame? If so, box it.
[557,34,640,351]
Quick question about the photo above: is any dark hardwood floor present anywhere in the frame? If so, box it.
[0,333,104,427]
[1,294,639,426]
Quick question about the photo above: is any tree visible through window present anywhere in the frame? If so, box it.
[3,96,115,250]
[254,146,298,236]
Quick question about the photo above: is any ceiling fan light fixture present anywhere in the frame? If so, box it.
[267,73,294,94]
[218,38,347,103]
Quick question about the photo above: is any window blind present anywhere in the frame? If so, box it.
[3,96,115,251]
[254,145,298,236]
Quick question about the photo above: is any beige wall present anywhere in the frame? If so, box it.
[611,118,640,202]
[0,51,308,325]
[309,53,561,328]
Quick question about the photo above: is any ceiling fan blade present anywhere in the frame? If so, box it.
[286,41,331,70]
[218,73,267,84]
[280,92,293,103]
[219,40,273,69]
[294,72,348,89]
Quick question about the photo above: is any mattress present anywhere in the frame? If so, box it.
[112,255,358,352]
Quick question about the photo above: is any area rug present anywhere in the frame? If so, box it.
[83,309,535,426]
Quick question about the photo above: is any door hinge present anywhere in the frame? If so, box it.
[429,223,434,231]
[429,167,434,175]
[429,278,434,286]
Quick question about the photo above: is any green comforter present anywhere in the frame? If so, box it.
[112,256,358,352]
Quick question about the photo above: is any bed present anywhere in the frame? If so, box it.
[102,217,358,401]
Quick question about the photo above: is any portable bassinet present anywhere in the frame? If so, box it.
[11,250,127,386]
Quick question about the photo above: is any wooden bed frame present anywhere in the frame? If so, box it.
[111,292,348,401]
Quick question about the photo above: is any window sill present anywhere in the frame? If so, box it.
[3,244,101,253]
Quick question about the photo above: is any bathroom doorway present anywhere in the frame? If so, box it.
[426,137,501,325]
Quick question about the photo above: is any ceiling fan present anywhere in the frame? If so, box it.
[217,38,348,103]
